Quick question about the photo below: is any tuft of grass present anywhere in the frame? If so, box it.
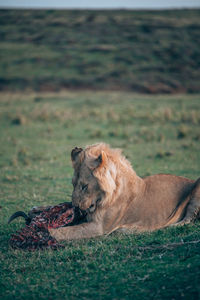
[155,150,173,159]
[11,114,27,125]
[177,125,190,139]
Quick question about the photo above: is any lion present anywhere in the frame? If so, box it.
[49,143,200,241]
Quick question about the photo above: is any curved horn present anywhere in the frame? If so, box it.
[8,211,31,225]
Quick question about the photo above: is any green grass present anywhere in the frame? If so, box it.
[0,91,200,299]
[0,9,200,93]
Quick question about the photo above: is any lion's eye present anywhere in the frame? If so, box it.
[82,184,88,192]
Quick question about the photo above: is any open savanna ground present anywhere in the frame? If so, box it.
[0,9,200,93]
[0,91,200,299]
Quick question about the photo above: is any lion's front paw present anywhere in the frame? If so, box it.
[48,227,65,241]
[48,228,58,239]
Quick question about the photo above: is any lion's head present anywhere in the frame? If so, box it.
[70,143,134,213]
[71,145,104,213]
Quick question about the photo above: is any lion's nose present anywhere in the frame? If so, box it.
[72,194,79,207]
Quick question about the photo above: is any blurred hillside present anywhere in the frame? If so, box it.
[0,9,200,93]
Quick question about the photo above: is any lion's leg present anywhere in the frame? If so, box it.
[174,177,200,226]
[49,222,103,241]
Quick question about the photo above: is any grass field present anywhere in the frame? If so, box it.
[0,91,200,299]
[0,9,200,93]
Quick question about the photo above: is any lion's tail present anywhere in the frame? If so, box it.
[165,196,191,226]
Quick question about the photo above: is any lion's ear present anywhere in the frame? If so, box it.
[89,150,107,170]
[71,147,83,166]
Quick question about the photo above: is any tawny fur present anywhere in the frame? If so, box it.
[49,143,200,241]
